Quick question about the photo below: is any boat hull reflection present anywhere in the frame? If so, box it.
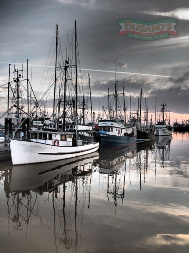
[9,152,99,192]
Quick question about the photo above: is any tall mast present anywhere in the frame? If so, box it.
[108,88,110,118]
[63,60,69,131]
[75,20,78,143]
[16,70,20,122]
[139,88,142,129]
[155,97,157,124]
[130,95,131,124]
[161,102,166,124]
[82,95,85,125]
[7,64,11,119]
[114,60,118,119]
[145,98,148,126]
[123,86,126,125]
[115,81,118,119]
[88,73,93,123]
[53,24,58,129]
[27,59,29,115]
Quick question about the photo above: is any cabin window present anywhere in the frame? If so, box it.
[31,133,37,139]
[49,134,52,140]
[61,135,66,140]
[39,132,42,139]
[43,133,47,140]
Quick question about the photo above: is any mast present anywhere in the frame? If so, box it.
[57,85,61,129]
[114,61,118,119]
[108,88,110,118]
[155,97,157,124]
[161,102,166,124]
[123,86,126,125]
[53,24,58,129]
[7,64,11,119]
[27,59,29,115]
[82,95,85,125]
[139,88,142,129]
[16,70,20,123]
[115,81,118,119]
[137,97,139,127]
[145,98,148,127]
[129,95,131,124]
[63,60,69,132]
[88,73,93,123]
[75,20,78,144]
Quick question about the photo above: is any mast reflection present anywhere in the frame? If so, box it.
[4,152,99,251]
[95,137,171,206]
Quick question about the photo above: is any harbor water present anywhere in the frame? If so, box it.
[0,132,189,253]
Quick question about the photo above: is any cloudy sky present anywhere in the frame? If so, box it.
[1,0,189,123]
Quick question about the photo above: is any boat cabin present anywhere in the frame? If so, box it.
[30,130,75,146]
[98,119,136,137]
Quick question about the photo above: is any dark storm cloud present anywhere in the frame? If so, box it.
[169,70,189,88]
[91,75,152,95]
[88,64,189,114]
[150,87,189,114]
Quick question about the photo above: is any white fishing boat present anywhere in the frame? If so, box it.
[155,123,172,136]
[10,131,99,165]
[155,103,172,136]
[10,21,99,165]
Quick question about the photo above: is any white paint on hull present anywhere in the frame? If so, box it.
[10,140,99,165]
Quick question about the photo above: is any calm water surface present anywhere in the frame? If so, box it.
[0,132,189,253]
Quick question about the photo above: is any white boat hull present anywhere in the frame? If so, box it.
[155,128,172,136]
[10,140,99,165]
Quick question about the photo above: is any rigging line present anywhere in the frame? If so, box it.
[0,104,16,119]
[38,69,65,105]
[58,36,64,65]
[38,47,56,100]
[13,104,43,134]
[39,29,56,95]
[28,80,40,109]
[76,44,84,97]
[0,81,13,88]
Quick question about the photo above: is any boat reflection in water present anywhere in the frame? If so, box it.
[9,152,99,192]
[4,152,99,251]
[94,145,137,206]
[155,135,171,168]
[2,137,172,251]
[94,138,171,206]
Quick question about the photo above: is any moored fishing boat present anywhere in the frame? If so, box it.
[10,21,99,165]
[155,123,172,136]
[96,63,137,148]
[96,119,136,147]
[10,130,99,165]
[155,103,172,136]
